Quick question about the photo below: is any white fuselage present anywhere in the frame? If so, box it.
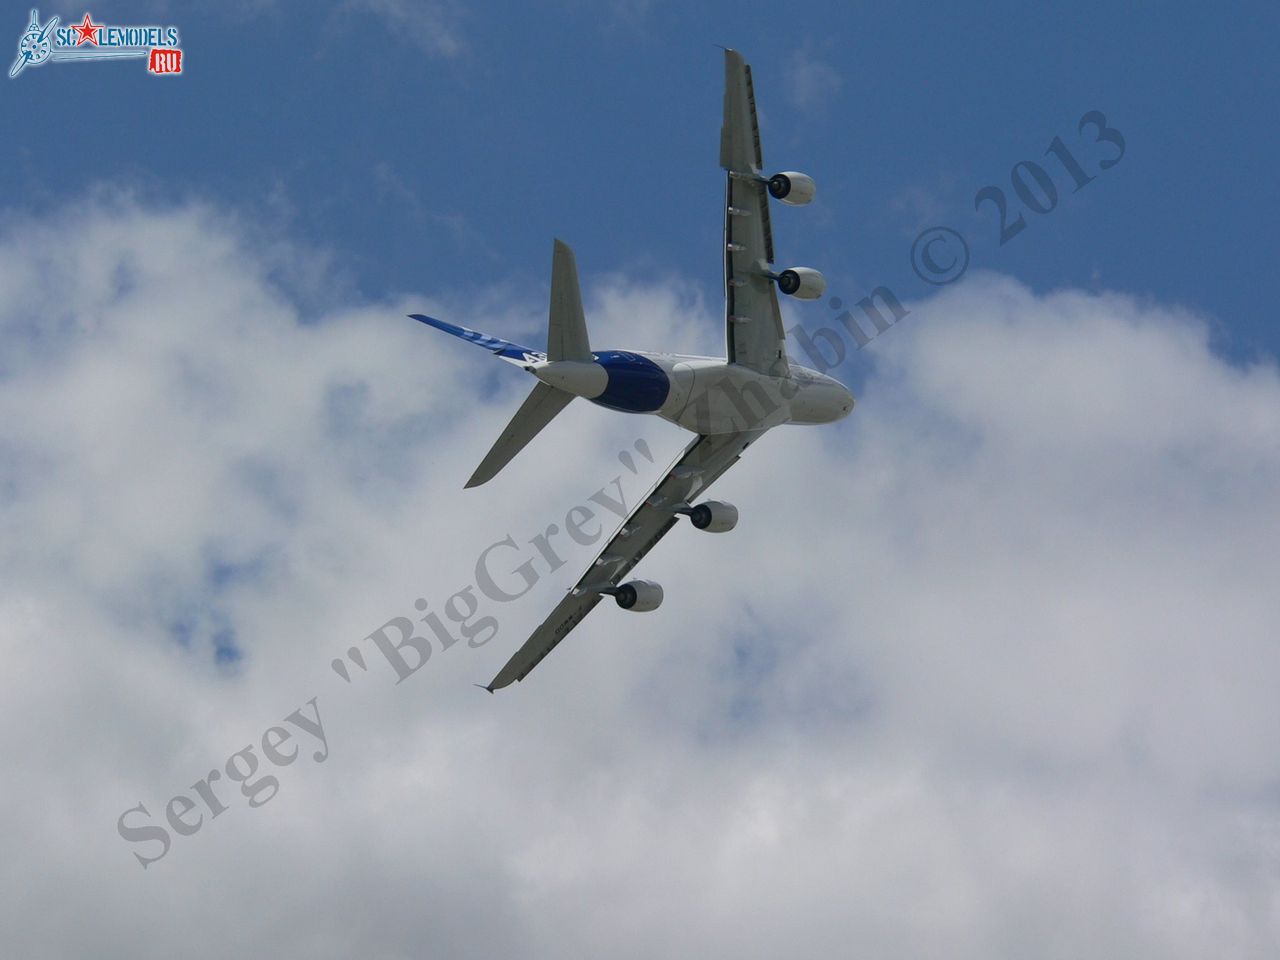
[531,350,854,435]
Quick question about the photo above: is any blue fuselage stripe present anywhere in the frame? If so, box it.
[590,351,670,413]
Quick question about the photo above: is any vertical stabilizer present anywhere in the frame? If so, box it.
[443,238,597,487]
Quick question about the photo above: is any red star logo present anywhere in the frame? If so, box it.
[72,12,102,46]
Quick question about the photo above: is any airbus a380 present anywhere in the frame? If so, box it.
[411,50,854,690]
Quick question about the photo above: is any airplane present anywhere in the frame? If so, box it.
[409,49,855,690]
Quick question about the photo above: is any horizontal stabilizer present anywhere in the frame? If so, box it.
[466,381,574,488]
[409,314,540,366]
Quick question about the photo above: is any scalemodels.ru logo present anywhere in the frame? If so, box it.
[9,9,182,78]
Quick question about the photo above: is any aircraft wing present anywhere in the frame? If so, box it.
[721,49,789,378]
[485,430,763,689]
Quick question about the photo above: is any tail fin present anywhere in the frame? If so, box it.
[466,382,573,488]
[411,239,593,487]
[548,239,591,362]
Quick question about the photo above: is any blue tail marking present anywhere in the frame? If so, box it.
[408,314,543,363]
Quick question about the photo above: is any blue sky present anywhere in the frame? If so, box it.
[8,1,1279,360]
[7,4,1280,958]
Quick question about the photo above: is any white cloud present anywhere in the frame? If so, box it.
[2,199,1280,958]
[342,0,465,57]
[131,0,466,58]
[787,46,842,114]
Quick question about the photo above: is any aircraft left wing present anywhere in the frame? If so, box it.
[485,430,763,690]
[721,48,789,378]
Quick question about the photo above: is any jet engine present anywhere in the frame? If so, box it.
[612,579,664,612]
[687,500,739,533]
[767,171,816,205]
[775,267,826,300]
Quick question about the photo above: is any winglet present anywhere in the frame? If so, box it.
[473,682,495,695]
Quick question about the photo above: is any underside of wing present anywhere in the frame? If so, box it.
[721,49,789,378]
[485,430,763,689]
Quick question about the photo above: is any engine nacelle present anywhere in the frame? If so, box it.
[613,579,663,612]
[768,171,816,205]
[688,500,739,533]
[776,267,826,300]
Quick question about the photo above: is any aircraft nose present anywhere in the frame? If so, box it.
[829,379,855,419]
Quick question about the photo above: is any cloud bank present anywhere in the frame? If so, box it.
[2,197,1279,959]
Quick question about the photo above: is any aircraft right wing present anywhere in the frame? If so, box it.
[484,429,763,690]
[720,48,789,378]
